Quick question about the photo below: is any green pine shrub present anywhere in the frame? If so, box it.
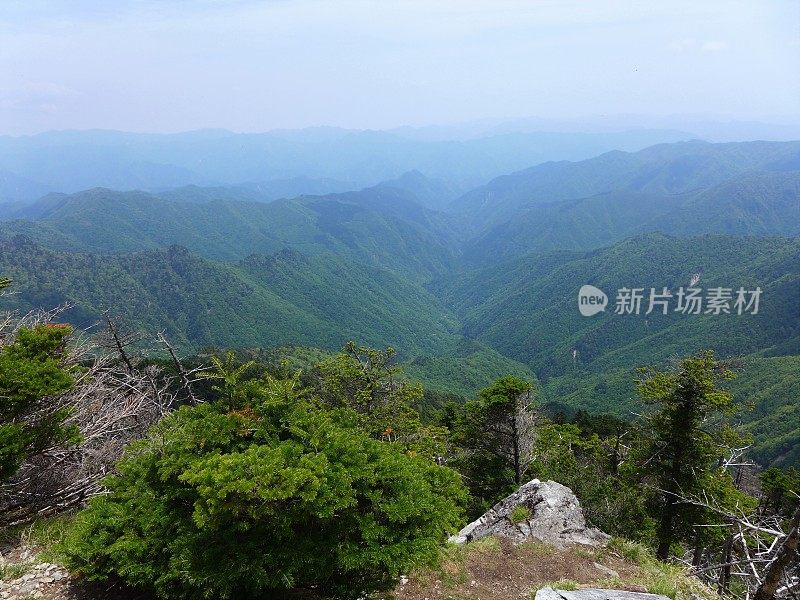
[60,373,466,599]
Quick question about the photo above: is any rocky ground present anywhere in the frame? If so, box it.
[0,544,152,600]
[1,537,716,600]
[1,559,68,600]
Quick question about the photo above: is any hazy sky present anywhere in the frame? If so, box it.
[1,0,798,134]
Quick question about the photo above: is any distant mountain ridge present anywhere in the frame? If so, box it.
[5,140,799,272]
[464,170,800,263]
[0,127,696,200]
[451,140,800,229]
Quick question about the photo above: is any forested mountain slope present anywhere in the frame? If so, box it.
[0,236,458,351]
[0,235,532,395]
[435,233,800,379]
[158,177,359,203]
[1,139,797,465]
[463,170,800,263]
[433,233,800,464]
[0,185,463,279]
[0,169,50,203]
[373,170,462,210]
[452,140,800,228]
[5,157,799,279]
[542,354,800,467]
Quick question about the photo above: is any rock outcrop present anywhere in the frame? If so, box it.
[535,588,672,600]
[0,561,69,598]
[450,478,610,547]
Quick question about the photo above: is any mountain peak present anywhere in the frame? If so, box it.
[374,170,460,210]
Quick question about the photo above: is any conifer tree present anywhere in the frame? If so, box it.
[453,375,536,514]
[636,351,744,559]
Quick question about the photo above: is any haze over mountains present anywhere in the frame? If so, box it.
[0,125,746,202]
[0,129,798,465]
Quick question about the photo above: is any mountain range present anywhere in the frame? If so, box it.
[0,136,797,465]
[0,128,698,201]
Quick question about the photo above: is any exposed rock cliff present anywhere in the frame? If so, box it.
[450,479,610,547]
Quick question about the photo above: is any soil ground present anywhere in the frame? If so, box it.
[1,533,714,600]
[391,536,715,600]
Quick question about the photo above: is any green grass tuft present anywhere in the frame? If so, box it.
[606,538,716,600]
[607,537,648,565]
[0,515,75,566]
[0,562,30,580]
[511,505,531,524]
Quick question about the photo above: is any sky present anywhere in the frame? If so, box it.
[0,0,798,135]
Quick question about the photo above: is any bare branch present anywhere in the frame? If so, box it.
[156,331,201,406]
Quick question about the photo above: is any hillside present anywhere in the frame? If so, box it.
[541,353,800,467]
[397,537,718,600]
[158,177,358,203]
[0,235,532,395]
[452,140,800,229]
[0,185,463,280]
[435,233,800,378]
[0,139,798,466]
[434,233,800,465]
[7,152,799,278]
[373,170,462,210]
[0,236,457,351]
[463,171,800,263]
[0,169,50,203]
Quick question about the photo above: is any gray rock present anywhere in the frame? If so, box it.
[593,562,620,578]
[450,478,610,547]
[535,588,671,600]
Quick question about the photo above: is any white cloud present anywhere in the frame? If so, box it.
[701,40,728,52]
[669,38,695,52]
[669,39,728,53]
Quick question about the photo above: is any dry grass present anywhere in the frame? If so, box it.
[391,537,717,600]
[0,561,32,580]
